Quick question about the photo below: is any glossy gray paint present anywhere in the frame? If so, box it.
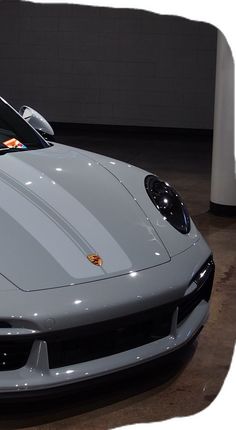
[0,144,172,291]
[78,146,201,256]
[0,138,212,393]
[0,234,210,331]
[0,235,211,392]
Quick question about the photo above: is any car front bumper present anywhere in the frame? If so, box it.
[0,236,214,394]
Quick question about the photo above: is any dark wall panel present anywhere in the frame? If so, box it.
[0,1,217,129]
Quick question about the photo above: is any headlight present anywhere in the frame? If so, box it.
[145,175,190,234]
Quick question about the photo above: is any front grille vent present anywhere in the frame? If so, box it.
[0,340,33,371]
[0,257,214,371]
[0,322,11,329]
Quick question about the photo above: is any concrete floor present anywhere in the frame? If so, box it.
[1,130,235,429]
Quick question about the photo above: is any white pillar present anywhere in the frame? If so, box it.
[210,30,236,216]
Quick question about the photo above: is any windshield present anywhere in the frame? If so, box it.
[0,97,49,154]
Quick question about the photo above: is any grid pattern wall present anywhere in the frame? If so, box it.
[0,1,217,129]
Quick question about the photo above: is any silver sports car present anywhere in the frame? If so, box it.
[0,97,214,395]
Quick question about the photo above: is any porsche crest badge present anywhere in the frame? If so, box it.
[87,254,103,267]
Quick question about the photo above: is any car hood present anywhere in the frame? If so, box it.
[0,144,170,292]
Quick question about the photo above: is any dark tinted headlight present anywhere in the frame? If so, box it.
[145,175,190,234]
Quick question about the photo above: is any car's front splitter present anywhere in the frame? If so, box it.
[0,236,213,393]
[0,299,209,394]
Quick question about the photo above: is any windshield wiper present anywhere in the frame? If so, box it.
[0,147,28,156]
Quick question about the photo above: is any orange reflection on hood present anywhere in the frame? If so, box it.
[2,138,26,149]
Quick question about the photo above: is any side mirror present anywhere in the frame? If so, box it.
[19,105,54,140]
